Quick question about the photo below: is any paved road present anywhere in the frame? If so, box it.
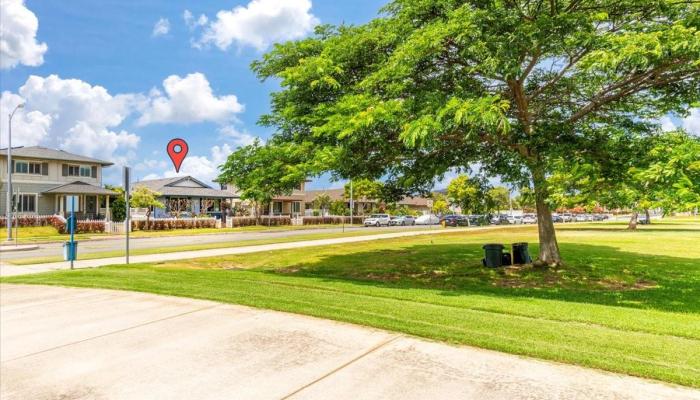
[0,227,473,277]
[0,225,442,261]
[2,285,697,400]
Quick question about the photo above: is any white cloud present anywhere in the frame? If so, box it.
[152,18,170,37]
[138,72,244,125]
[183,10,208,30]
[218,125,256,147]
[0,0,48,69]
[683,108,700,136]
[0,75,140,163]
[196,0,319,51]
[0,91,51,147]
[140,144,234,185]
[659,116,677,132]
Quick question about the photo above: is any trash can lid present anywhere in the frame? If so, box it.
[512,242,528,246]
[483,243,504,249]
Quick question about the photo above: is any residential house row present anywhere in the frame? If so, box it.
[1,146,431,219]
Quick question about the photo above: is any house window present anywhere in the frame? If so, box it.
[13,194,37,212]
[292,202,301,213]
[14,161,43,175]
[294,183,303,191]
[67,165,80,176]
[80,166,92,177]
[273,201,283,214]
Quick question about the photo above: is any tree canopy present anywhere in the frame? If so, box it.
[225,0,700,265]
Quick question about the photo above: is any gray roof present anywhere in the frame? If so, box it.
[0,146,113,166]
[134,176,236,199]
[42,181,117,195]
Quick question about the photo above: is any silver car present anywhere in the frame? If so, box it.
[389,215,416,226]
[363,214,391,227]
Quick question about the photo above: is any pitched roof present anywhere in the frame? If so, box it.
[0,146,113,166]
[134,176,236,199]
[42,181,117,195]
[304,188,430,207]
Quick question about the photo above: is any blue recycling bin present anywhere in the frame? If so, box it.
[63,241,78,261]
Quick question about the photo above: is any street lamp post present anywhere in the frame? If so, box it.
[6,103,24,241]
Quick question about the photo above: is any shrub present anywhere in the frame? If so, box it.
[230,217,257,227]
[131,218,217,231]
[0,215,61,228]
[302,216,364,225]
[259,216,291,226]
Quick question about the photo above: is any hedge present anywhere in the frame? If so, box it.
[302,216,365,225]
[0,215,60,228]
[131,218,217,231]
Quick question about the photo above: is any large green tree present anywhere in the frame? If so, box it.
[238,0,700,265]
[447,175,495,217]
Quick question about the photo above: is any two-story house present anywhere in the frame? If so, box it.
[0,146,117,219]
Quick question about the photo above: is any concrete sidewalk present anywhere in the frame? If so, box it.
[0,227,470,277]
[2,284,697,400]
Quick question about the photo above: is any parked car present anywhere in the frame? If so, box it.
[389,215,416,226]
[522,214,537,224]
[507,215,523,224]
[575,214,588,222]
[364,214,391,227]
[415,214,440,225]
[491,215,511,225]
[441,215,469,227]
[560,213,574,222]
[552,214,563,223]
[637,214,650,225]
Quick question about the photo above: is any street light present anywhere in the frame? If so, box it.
[6,103,25,241]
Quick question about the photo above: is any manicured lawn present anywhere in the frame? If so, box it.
[3,220,699,387]
[9,223,360,244]
[8,227,431,265]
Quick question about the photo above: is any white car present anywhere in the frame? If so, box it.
[522,214,537,224]
[415,214,440,225]
[364,214,391,227]
[575,214,588,222]
[507,215,523,224]
[389,215,416,226]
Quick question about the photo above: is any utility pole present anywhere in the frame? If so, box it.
[6,103,24,241]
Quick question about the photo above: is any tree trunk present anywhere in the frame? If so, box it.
[146,210,151,230]
[645,208,651,225]
[628,212,638,230]
[531,165,562,266]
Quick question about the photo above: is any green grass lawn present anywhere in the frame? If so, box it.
[8,226,435,265]
[9,223,361,244]
[3,219,699,387]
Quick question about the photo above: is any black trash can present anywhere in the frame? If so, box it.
[512,242,532,264]
[482,243,504,268]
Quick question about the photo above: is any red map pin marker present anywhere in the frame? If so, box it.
[167,138,189,173]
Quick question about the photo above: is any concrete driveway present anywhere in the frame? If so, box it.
[2,285,698,400]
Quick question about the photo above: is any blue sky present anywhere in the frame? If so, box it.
[0,0,388,188]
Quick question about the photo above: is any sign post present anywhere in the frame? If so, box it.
[124,166,131,265]
[65,195,78,269]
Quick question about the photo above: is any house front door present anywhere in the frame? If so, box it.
[85,195,97,217]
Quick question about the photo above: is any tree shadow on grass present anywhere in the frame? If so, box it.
[261,242,699,314]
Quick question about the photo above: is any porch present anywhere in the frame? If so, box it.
[42,182,117,220]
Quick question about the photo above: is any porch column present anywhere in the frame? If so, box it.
[106,195,111,221]
[59,196,64,215]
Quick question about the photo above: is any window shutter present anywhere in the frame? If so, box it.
[42,163,49,175]
[62,164,68,176]
[91,166,97,178]
[11,160,15,173]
